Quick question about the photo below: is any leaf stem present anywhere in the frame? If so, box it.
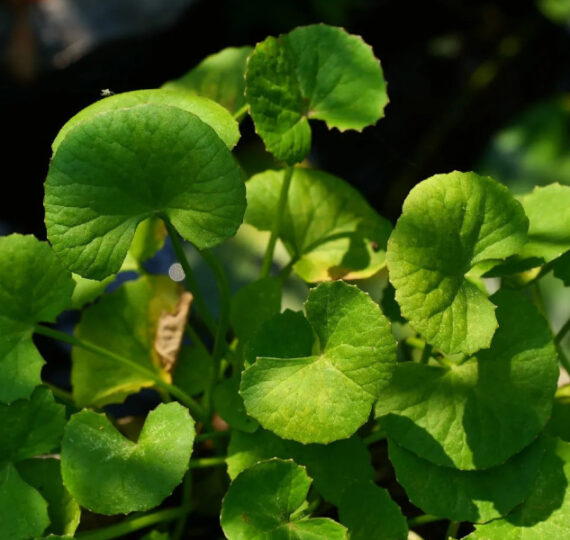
[172,471,192,540]
[420,343,433,364]
[446,520,461,539]
[555,317,570,345]
[43,382,77,408]
[33,324,208,423]
[76,506,190,540]
[188,456,227,469]
[531,281,547,318]
[195,430,230,443]
[233,103,249,122]
[407,514,445,528]
[362,427,387,446]
[162,217,217,336]
[260,166,294,278]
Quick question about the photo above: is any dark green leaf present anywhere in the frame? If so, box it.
[214,376,259,433]
[173,345,211,397]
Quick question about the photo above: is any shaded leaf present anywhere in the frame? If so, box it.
[172,345,210,396]
[214,377,259,433]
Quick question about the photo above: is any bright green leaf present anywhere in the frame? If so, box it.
[61,402,195,515]
[214,377,259,433]
[70,273,115,310]
[0,235,74,403]
[376,290,558,470]
[72,275,185,407]
[45,104,246,280]
[245,24,387,164]
[387,171,528,355]
[221,459,348,540]
[0,462,49,540]
[467,438,570,539]
[226,428,374,505]
[173,345,210,397]
[245,168,392,282]
[388,437,545,523]
[52,89,240,151]
[338,480,408,540]
[162,47,252,116]
[125,215,167,269]
[18,459,81,536]
[0,387,66,463]
[241,281,396,444]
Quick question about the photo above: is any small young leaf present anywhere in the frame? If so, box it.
[376,290,558,470]
[467,438,570,539]
[61,402,195,515]
[338,480,408,540]
[0,387,66,463]
[0,235,74,403]
[388,437,545,523]
[220,459,348,540]
[162,46,253,116]
[241,281,396,444]
[227,428,374,506]
[0,462,49,540]
[45,104,246,280]
[72,275,186,407]
[213,377,259,433]
[52,89,240,151]
[17,458,81,536]
[245,168,392,282]
[387,171,528,355]
[245,24,387,164]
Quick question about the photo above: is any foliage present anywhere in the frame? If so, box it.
[2,22,570,540]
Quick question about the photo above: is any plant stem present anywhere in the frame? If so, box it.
[233,103,249,122]
[531,281,547,317]
[33,324,208,423]
[195,430,230,443]
[189,456,227,469]
[260,166,294,278]
[405,336,426,350]
[76,506,190,540]
[172,471,192,540]
[407,514,445,528]
[420,343,433,364]
[446,521,461,539]
[555,318,570,345]
[44,382,77,408]
[162,217,217,336]
[362,427,387,446]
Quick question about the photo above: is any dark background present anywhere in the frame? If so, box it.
[1,0,569,237]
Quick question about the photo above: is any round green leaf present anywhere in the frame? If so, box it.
[52,89,240,151]
[245,24,388,164]
[241,281,396,444]
[214,377,259,433]
[0,462,49,540]
[72,275,185,407]
[0,235,74,403]
[17,458,81,536]
[61,402,195,515]
[226,428,374,505]
[162,46,253,116]
[45,104,246,280]
[245,168,392,282]
[467,438,570,539]
[0,387,66,463]
[388,437,545,523]
[376,289,558,470]
[221,459,347,540]
[338,480,408,540]
[387,171,528,355]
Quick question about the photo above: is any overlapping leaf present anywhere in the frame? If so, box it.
[245,24,387,164]
[387,171,528,355]
[245,168,392,282]
[376,290,558,470]
[241,281,396,443]
[221,459,347,539]
[72,275,186,407]
[61,402,194,515]
[0,235,74,403]
[45,103,246,280]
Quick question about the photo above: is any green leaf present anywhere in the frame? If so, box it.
[518,184,570,263]
[45,103,246,280]
[72,275,185,407]
[172,345,210,397]
[0,387,66,462]
[387,171,528,355]
[376,290,559,470]
[467,438,570,539]
[0,235,74,403]
[214,377,259,433]
[70,273,115,310]
[553,251,570,286]
[17,459,81,536]
[241,281,396,444]
[125,215,167,269]
[245,24,388,164]
[61,402,195,515]
[230,277,281,345]
[0,462,49,540]
[338,480,408,540]
[52,89,240,151]
[226,428,374,505]
[162,46,252,116]
[245,168,392,282]
[221,459,348,540]
[388,437,545,523]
